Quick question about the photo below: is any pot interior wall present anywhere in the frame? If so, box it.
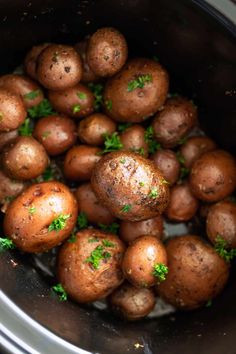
[0,1,236,354]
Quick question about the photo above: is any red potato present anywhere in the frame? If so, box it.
[0,129,18,151]
[3,181,78,253]
[120,124,149,158]
[0,170,25,204]
[74,39,99,83]
[24,43,50,80]
[151,149,180,185]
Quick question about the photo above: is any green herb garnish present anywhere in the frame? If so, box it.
[152,263,168,282]
[28,206,36,215]
[24,90,40,100]
[101,132,123,154]
[176,152,190,179]
[48,214,71,232]
[139,181,145,187]
[127,74,152,92]
[42,166,53,181]
[88,238,99,243]
[77,92,87,100]
[99,223,120,235]
[105,99,112,111]
[176,151,185,165]
[72,104,81,114]
[144,126,161,154]
[102,239,115,247]
[28,99,55,118]
[67,233,77,243]
[88,83,104,111]
[178,137,187,145]
[52,283,67,301]
[0,237,15,251]
[77,212,88,230]
[131,147,145,156]
[206,299,212,308]
[42,131,51,139]
[121,204,132,213]
[215,235,236,262]
[118,123,132,133]
[85,245,111,269]
[120,158,126,164]
[149,187,159,198]
[18,118,32,136]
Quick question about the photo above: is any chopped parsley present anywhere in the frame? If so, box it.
[42,166,53,181]
[42,131,51,139]
[52,283,67,301]
[67,233,77,243]
[48,214,71,232]
[120,158,126,164]
[139,181,145,187]
[206,299,212,308]
[99,223,120,235]
[149,187,159,198]
[0,237,15,251]
[100,132,123,154]
[85,245,111,269]
[176,152,190,179]
[24,90,40,100]
[77,92,87,100]
[72,104,81,114]
[152,263,168,282]
[176,151,185,165]
[121,204,132,213]
[28,206,36,215]
[127,74,152,92]
[27,99,55,118]
[118,123,132,133]
[144,126,161,154]
[131,147,145,156]
[215,235,236,262]
[18,118,32,136]
[102,239,115,247]
[88,83,104,111]
[88,238,99,243]
[105,99,112,111]
[77,212,88,230]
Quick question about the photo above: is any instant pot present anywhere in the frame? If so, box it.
[0,1,236,353]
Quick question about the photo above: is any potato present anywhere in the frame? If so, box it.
[37,44,82,90]
[0,170,25,204]
[91,151,169,221]
[74,183,115,225]
[33,115,77,156]
[48,83,94,118]
[87,27,128,77]
[3,181,78,253]
[157,235,230,310]
[78,113,117,146]
[0,74,44,109]
[152,97,197,148]
[109,283,156,321]
[57,228,125,303]
[190,150,236,202]
[151,149,180,185]
[63,145,101,181]
[0,88,27,132]
[180,136,217,168]
[166,183,199,222]
[122,235,167,287]
[0,129,18,151]
[119,216,163,243]
[24,43,50,80]
[120,124,148,158]
[206,201,236,248]
[103,58,169,123]
[1,136,49,180]
[74,39,99,83]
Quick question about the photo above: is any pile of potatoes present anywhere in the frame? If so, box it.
[1,27,236,321]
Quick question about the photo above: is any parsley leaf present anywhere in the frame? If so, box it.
[67,233,77,243]
[85,245,111,269]
[100,132,123,154]
[105,99,112,111]
[148,187,159,198]
[27,99,55,118]
[24,90,40,100]
[127,74,152,92]
[153,263,168,281]
[121,204,132,213]
[18,118,32,136]
[42,166,53,181]
[144,126,161,154]
[176,152,190,179]
[102,239,115,247]
[131,147,145,156]
[206,299,212,308]
[88,83,104,111]
[99,223,120,235]
[48,214,71,232]
[215,235,236,262]
[72,104,81,114]
[77,212,88,230]
[0,237,15,251]
[52,283,67,301]
[77,92,87,100]
[118,123,132,133]
[28,206,36,215]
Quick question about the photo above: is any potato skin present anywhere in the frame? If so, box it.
[48,83,94,118]
[0,89,27,132]
[3,181,78,253]
[103,58,169,123]
[151,149,180,185]
[24,43,50,80]
[120,125,149,158]
[78,113,117,146]
[206,201,236,248]
[87,27,128,77]
[0,129,18,151]
[58,228,125,303]
[33,115,77,156]
[158,235,229,310]
[1,136,49,180]
[74,183,115,225]
[180,136,216,168]
[74,39,100,83]
[190,150,236,202]
[119,216,163,243]
[0,74,44,109]
[109,283,156,321]
[37,44,82,90]
[152,97,197,148]
[0,170,25,204]
[63,145,101,181]
[91,151,169,221]
[122,235,167,287]
[166,183,199,222]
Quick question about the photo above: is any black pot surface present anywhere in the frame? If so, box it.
[0,1,236,354]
